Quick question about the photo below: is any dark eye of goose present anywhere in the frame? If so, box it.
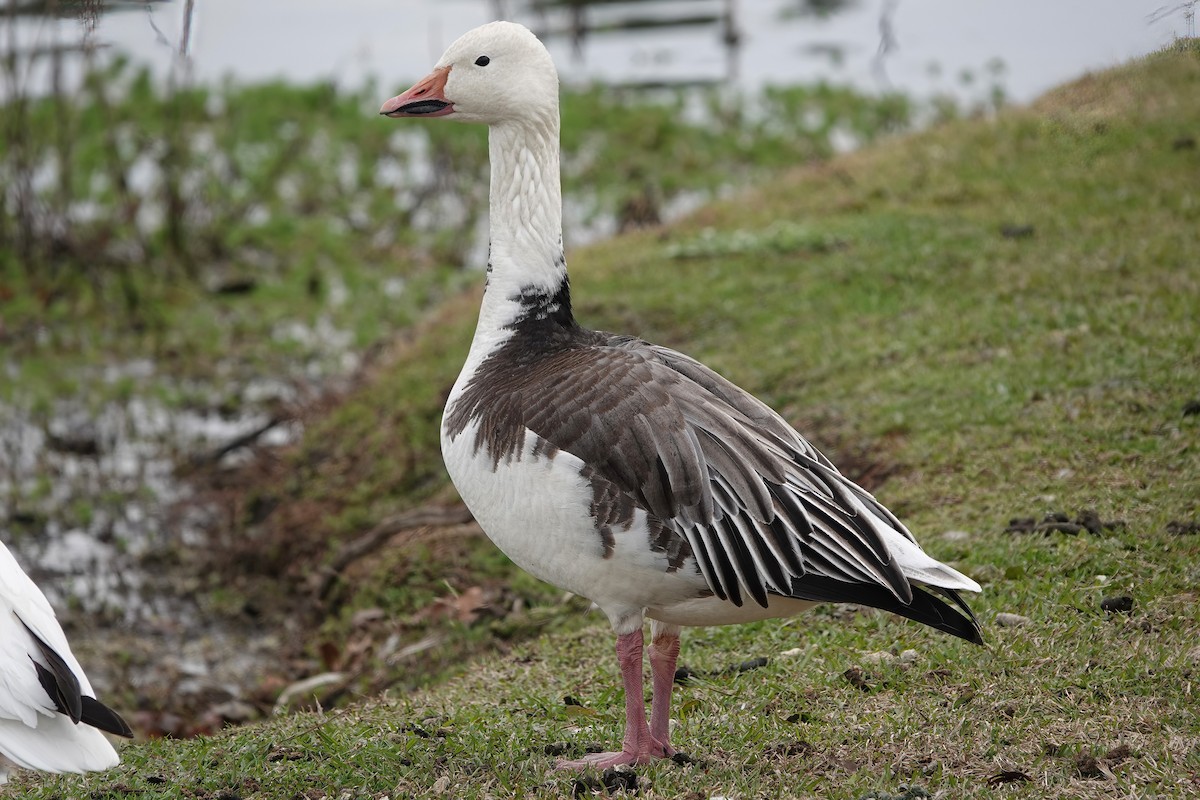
[475,55,490,67]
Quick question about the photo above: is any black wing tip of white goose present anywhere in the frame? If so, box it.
[25,619,135,738]
[925,585,986,646]
[906,586,985,645]
[25,620,84,720]
[867,584,984,645]
[787,576,984,645]
[80,696,135,739]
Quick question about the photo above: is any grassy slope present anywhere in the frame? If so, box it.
[15,44,1200,799]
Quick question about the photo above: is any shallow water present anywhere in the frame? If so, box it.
[5,0,1188,105]
[0,346,331,727]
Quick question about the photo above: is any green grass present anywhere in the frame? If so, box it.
[1,60,911,401]
[13,42,1200,799]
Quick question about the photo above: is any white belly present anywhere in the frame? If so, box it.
[442,417,712,632]
[648,594,817,627]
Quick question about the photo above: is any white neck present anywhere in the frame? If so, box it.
[475,113,566,334]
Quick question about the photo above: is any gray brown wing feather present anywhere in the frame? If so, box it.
[447,329,913,607]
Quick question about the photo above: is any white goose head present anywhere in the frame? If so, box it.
[380,21,559,127]
[381,21,567,312]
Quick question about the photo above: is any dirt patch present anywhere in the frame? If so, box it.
[1074,743,1135,780]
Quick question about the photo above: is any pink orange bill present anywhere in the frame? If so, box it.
[380,66,454,117]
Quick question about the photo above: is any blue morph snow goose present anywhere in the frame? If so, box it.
[0,541,133,783]
[381,21,982,769]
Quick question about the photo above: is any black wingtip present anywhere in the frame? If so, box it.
[866,584,983,646]
[913,589,985,645]
[26,621,84,723]
[81,695,135,738]
[786,576,984,645]
[21,617,135,736]
[927,586,986,646]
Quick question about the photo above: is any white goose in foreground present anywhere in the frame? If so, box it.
[0,541,133,783]
[381,21,982,769]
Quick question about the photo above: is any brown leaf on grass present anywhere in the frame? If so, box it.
[834,755,862,773]
[412,585,490,625]
[454,585,488,622]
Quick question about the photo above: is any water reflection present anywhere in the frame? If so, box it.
[517,0,744,82]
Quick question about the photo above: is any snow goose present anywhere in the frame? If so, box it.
[381,21,982,769]
[0,541,133,783]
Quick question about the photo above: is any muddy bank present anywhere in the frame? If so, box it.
[0,349,329,735]
[5,434,267,721]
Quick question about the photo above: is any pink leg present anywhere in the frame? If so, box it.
[648,627,680,751]
[556,629,672,769]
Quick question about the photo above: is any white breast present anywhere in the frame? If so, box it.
[441,416,709,634]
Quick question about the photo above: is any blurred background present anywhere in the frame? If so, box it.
[0,0,1193,738]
